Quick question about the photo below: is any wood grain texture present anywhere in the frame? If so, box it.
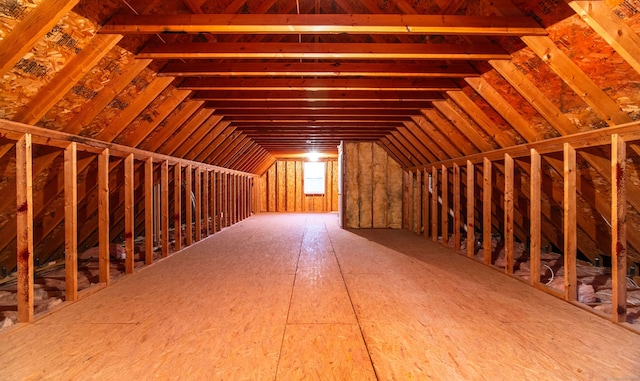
[1,214,639,380]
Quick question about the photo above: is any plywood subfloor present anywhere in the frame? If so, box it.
[1,213,639,380]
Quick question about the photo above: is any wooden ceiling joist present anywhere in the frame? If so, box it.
[137,42,511,60]
[100,14,546,36]
[193,90,444,101]
[202,100,434,110]
[179,77,459,91]
[159,62,479,78]
[216,108,419,117]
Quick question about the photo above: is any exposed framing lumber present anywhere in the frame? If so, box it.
[612,134,627,322]
[97,77,175,143]
[483,157,492,265]
[140,101,204,152]
[16,134,34,323]
[563,143,577,301]
[416,170,422,235]
[145,158,154,265]
[423,168,430,239]
[210,171,217,233]
[101,14,546,36]
[202,170,209,236]
[12,35,122,125]
[431,167,438,242]
[568,1,640,76]
[161,161,169,258]
[530,149,541,286]
[138,42,511,60]
[453,163,461,252]
[98,149,110,283]
[406,120,640,170]
[0,0,80,77]
[185,165,193,246]
[466,160,475,258]
[441,165,449,245]
[174,164,182,252]
[124,154,135,275]
[504,153,514,275]
[64,142,78,302]
[159,62,479,78]
[195,167,202,242]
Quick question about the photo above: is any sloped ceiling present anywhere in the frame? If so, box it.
[1,0,640,266]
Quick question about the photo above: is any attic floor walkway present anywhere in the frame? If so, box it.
[1,213,639,380]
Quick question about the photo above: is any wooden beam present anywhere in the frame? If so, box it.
[98,149,110,283]
[203,100,433,110]
[611,134,627,322]
[160,61,480,78]
[194,90,443,101]
[138,42,511,60]
[210,170,216,233]
[180,77,459,91]
[16,134,34,322]
[563,143,577,301]
[0,0,80,77]
[124,89,193,148]
[504,153,514,275]
[441,165,449,245]
[64,59,151,135]
[64,142,78,302]
[453,163,461,252]
[161,160,169,258]
[124,154,135,275]
[195,167,202,242]
[423,168,430,238]
[185,165,193,246]
[466,160,475,258]
[96,77,175,143]
[530,149,541,286]
[568,1,640,76]
[139,101,204,152]
[202,169,209,236]
[416,169,422,235]
[102,14,546,35]
[431,166,438,242]
[12,35,122,125]
[174,164,182,251]
[145,158,154,265]
[483,157,492,265]
[520,36,631,125]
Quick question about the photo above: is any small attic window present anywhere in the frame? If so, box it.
[304,161,325,195]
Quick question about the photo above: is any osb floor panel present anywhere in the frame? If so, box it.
[1,213,639,380]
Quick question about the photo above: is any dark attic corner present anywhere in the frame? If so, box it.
[1,0,640,378]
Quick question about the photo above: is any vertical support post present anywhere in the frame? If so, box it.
[423,168,430,238]
[441,165,449,245]
[563,143,577,301]
[233,174,238,224]
[211,171,217,233]
[161,160,169,258]
[466,160,475,258]
[453,163,461,252]
[504,153,514,274]
[483,157,492,265]
[225,173,230,227]
[195,167,202,242]
[408,170,415,232]
[64,142,78,302]
[530,149,541,286]
[431,166,438,242]
[16,134,34,322]
[416,170,422,235]
[202,169,209,236]
[98,149,110,283]
[144,158,153,265]
[174,164,182,251]
[185,164,193,246]
[612,134,627,322]
[124,154,135,275]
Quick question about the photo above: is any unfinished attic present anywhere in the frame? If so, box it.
[2,0,640,378]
